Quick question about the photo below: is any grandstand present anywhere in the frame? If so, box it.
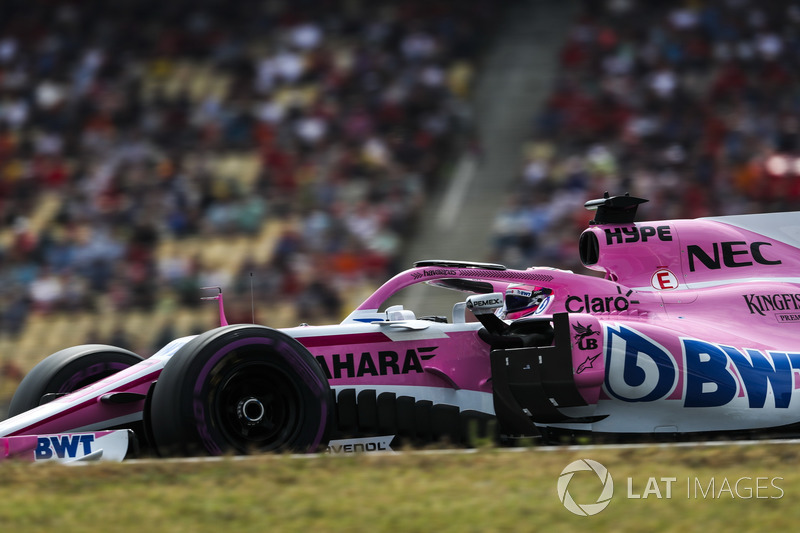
[489,0,800,269]
[0,0,501,411]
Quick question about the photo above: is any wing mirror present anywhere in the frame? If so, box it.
[465,293,505,315]
[466,292,507,336]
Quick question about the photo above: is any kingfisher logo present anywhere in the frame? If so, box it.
[743,293,800,316]
[557,459,614,516]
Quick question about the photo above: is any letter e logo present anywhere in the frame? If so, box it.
[651,269,678,290]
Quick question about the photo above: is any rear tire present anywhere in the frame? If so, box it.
[149,325,332,456]
[7,345,144,417]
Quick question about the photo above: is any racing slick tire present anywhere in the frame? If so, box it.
[148,325,332,456]
[7,344,144,417]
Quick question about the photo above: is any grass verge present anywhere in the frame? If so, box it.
[1,442,799,532]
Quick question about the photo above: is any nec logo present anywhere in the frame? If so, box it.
[35,435,95,460]
[687,241,781,272]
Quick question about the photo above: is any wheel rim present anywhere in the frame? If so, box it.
[213,360,304,453]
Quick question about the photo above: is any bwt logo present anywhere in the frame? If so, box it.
[36,434,95,460]
[557,459,614,516]
[604,324,800,408]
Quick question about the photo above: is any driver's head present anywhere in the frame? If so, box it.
[503,284,552,319]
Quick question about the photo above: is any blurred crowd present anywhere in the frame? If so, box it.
[6,0,800,355]
[491,0,800,269]
[0,0,497,344]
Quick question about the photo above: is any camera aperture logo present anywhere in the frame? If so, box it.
[557,459,614,516]
[557,459,785,516]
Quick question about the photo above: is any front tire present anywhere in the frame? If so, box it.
[8,344,144,417]
[149,325,332,456]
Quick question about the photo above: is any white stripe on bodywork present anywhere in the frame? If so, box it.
[70,413,144,433]
[705,212,800,249]
[633,276,800,292]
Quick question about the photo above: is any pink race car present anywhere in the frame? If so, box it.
[2,193,800,461]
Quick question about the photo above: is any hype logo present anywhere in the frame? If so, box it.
[604,325,678,402]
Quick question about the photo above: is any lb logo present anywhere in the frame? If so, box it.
[557,459,614,516]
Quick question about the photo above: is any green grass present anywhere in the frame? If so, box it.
[1,443,799,532]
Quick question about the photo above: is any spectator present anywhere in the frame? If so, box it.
[494,0,800,269]
[0,0,497,339]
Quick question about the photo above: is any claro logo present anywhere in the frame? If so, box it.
[566,288,639,313]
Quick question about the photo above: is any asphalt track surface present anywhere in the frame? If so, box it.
[118,438,800,466]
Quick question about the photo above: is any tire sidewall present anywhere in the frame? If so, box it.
[7,345,144,417]
[150,325,331,456]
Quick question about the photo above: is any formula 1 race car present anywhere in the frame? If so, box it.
[2,193,800,462]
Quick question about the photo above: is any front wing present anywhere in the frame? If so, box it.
[1,430,135,463]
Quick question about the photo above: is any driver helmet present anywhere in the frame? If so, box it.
[503,284,552,320]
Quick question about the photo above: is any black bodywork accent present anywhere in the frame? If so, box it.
[413,259,507,270]
[490,313,606,437]
[585,192,648,225]
[579,231,600,265]
[539,421,800,445]
[336,388,358,432]
[329,390,497,446]
[478,315,555,350]
[100,392,147,404]
[38,392,68,405]
[357,389,378,431]
[427,278,495,294]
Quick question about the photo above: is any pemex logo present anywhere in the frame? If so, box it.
[557,459,614,516]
